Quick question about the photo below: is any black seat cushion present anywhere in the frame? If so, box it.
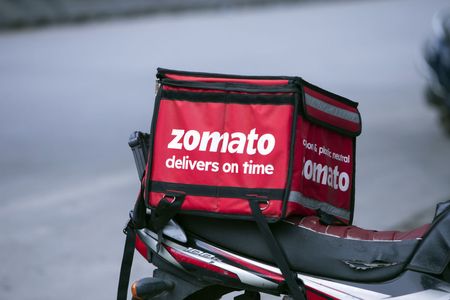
[176,215,429,282]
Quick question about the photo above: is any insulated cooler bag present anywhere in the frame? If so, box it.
[144,68,362,224]
[118,69,362,300]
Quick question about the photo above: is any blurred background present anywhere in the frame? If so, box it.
[1,0,450,299]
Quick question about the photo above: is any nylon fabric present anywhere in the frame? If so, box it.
[145,68,361,223]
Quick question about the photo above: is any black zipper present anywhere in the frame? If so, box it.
[157,67,296,82]
[161,78,298,93]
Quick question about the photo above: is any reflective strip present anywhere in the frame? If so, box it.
[288,191,350,220]
[304,93,360,124]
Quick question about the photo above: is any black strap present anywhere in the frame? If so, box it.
[132,183,148,229]
[247,197,305,300]
[150,191,186,232]
[117,190,185,300]
[150,191,186,252]
[117,220,136,300]
[117,180,146,300]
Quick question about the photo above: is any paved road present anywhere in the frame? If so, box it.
[1,0,450,299]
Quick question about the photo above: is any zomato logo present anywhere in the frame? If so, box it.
[302,159,350,192]
[167,128,276,155]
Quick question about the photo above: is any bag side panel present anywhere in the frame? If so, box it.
[288,110,356,223]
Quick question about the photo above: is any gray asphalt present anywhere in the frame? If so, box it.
[1,0,450,299]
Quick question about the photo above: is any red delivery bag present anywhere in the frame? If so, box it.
[144,68,361,224]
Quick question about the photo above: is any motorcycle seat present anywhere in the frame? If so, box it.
[176,215,429,282]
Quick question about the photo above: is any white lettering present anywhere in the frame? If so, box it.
[167,129,184,149]
[242,160,274,175]
[339,172,350,191]
[303,159,313,180]
[199,131,229,152]
[312,163,327,184]
[246,129,259,155]
[165,155,220,173]
[167,128,275,155]
[257,133,276,155]
[228,132,246,154]
[183,130,201,151]
[302,159,350,192]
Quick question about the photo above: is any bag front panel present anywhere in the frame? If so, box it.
[151,99,294,188]
[148,84,296,219]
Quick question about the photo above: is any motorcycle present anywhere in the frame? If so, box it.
[117,131,450,300]
[423,9,450,134]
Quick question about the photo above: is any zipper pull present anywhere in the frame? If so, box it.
[155,79,161,95]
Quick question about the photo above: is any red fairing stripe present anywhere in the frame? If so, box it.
[164,73,290,86]
[135,234,148,260]
[164,245,239,279]
[306,286,337,300]
[204,245,285,282]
